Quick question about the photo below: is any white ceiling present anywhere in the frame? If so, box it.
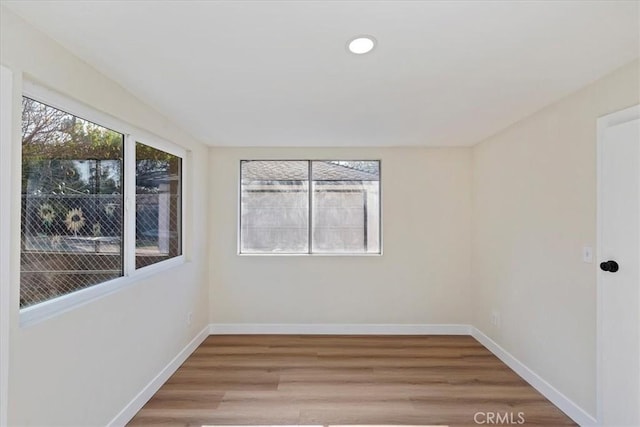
[3,0,639,147]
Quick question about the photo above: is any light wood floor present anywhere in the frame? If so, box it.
[128,335,576,426]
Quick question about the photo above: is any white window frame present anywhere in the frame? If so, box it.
[238,159,383,256]
[19,81,187,326]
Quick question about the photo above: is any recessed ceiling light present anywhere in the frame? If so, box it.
[347,36,376,55]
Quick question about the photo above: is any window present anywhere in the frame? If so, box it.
[135,143,182,268]
[20,96,183,310]
[240,160,380,254]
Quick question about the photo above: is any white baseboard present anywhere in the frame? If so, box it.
[209,323,471,335]
[470,327,597,427]
[106,325,209,427]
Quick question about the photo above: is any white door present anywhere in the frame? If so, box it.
[598,106,640,427]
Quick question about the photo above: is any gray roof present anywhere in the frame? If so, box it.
[242,161,379,182]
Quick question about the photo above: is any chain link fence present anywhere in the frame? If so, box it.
[20,192,180,308]
[135,193,181,269]
[20,194,123,308]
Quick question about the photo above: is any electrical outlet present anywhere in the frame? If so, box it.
[187,311,193,326]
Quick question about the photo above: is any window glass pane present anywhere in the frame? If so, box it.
[135,142,182,268]
[312,161,380,253]
[240,161,309,253]
[20,97,124,308]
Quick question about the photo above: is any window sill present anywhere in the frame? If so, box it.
[19,255,185,328]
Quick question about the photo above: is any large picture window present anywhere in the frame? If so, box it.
[20,96,183,310]
[240,160,380,254]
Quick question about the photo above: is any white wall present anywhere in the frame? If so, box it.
[209,147,472,325]
[0,64,13,427]
[471,59,640,417]
[1,8,210,426]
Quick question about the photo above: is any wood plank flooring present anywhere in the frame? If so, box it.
[128,335,576,426]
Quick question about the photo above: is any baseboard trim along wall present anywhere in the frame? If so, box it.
[111,323,595,427]
[208,323,472,335]
[470,327,597,427]
[107,325,210,427]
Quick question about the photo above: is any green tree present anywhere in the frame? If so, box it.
[22,97,124,194]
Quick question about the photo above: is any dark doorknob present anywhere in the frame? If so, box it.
[600,260,619,273]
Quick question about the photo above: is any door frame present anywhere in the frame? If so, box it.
[0,64,13,427]
[596,103,640,424]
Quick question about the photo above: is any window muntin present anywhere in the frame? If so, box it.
[136,142,182,268]
[21,97,124,308]
[240,160,381,254]
[19,95,185,311]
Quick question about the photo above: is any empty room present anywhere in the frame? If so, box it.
[0,1,638,426]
